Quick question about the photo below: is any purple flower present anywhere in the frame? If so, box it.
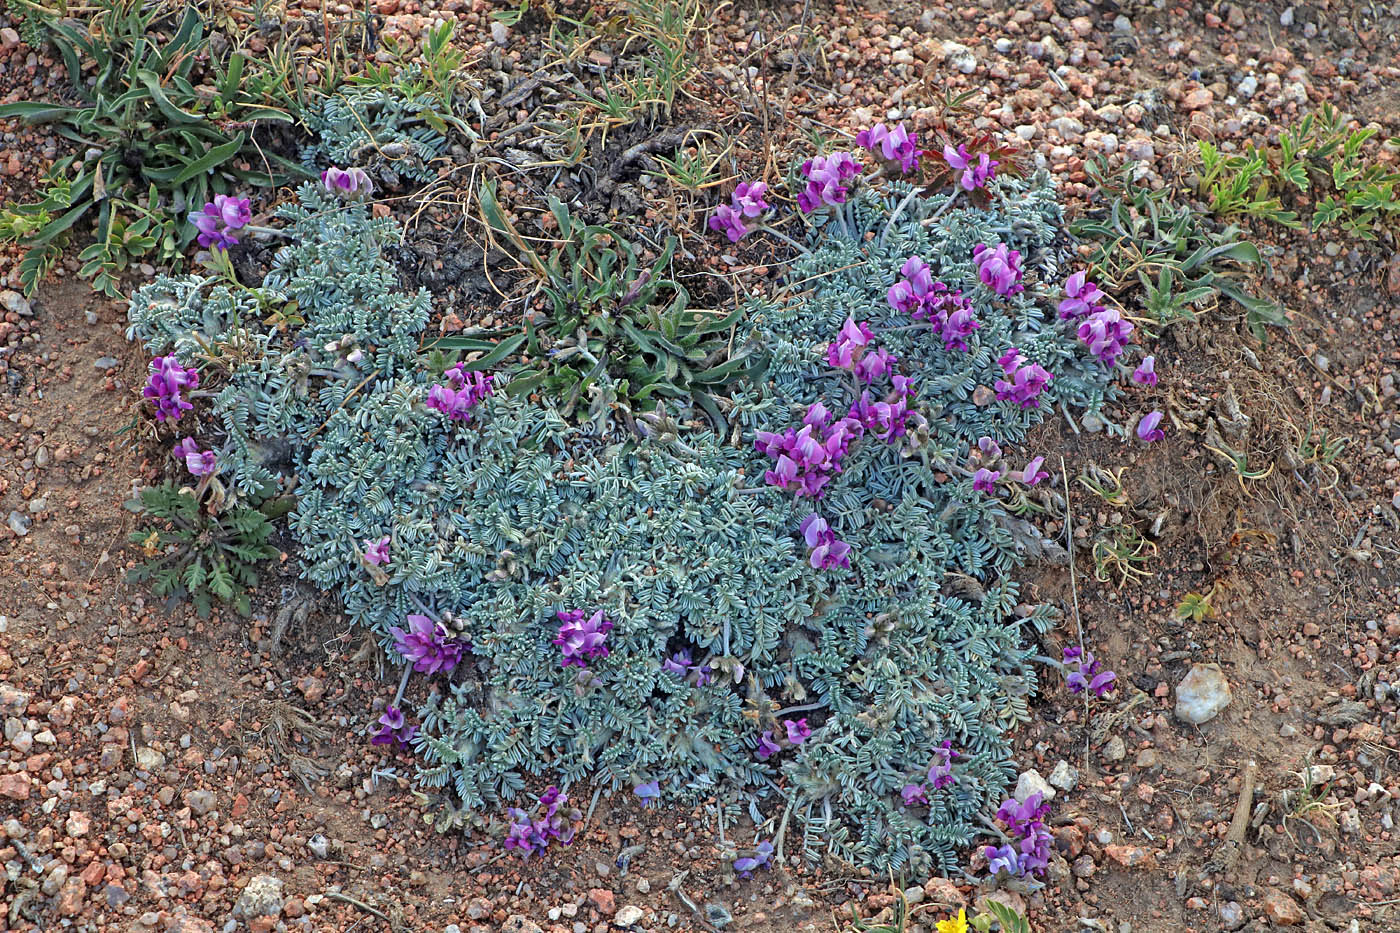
[554,609,613,668]
[708,203,749,243]
[390,613,466,675]
[188,196,250,251]
[363,535,391,566]
[732,181,769,218]
[1058,270,1107,320]
[427,365,494,422]
[1063,645,1117,696]
[1077,306,1134,365]
[856,122,920,173]
[1137,410,1165,443]
[994,347,1053,409]
[926,740,958,789]
[973,243,1024,296]
[901,783,928,806]
[977,436,1001,460]
[847,378,922,444]
[634,781,661,807]
[783,718,812,746]
[757,403,867,500]
[800,513,852,570]
[984,843,1020,876]
[503,786,579,857]
[943,144,999,190]
[1132,356,1158,387]
[1019,456,1049,487]
[662,651,692,676]
[172,437,218,477]
[890,257,981,352]
[827,317,874,370]
[321,165,374,197]
[986,792,1053,877]
[143,355,199,422]
[755,730,781,760]
[733,840,774,878]
[972,468,1000,494]
[797,151,862,213]
[370,706,417,748]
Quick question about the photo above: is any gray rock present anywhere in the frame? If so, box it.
[1102,736,1126,762]
[1175,663,1232,724]
[501,916,542,933]
[1219,901,1245,930]
[185,790,215,815]
[134,746,165,771]
[7,511,31,536]
[0,290,30,316]
[307,833,330,858]
[1048,759,1080,791]
[94,357,119,371]
[232,874,284,919]
[1014,768,1056,802]
[0,685,29,715]
[941,41,977,74]
[615,906,645,927]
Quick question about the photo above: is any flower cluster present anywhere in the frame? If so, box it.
[504,786,579,857]
[888,257,980,351]
[900,740,959,805]
[173,438,217,477]
[994,347,1052,409]
[321,165,374,198]
[188,195,250,251]
[363,535,391,566]
[849,373,922,443]
[709,181,769,243]
[828,317,897,384]
[1137,410,1165,443]
[371,706,417,748]
[1063,646,1117,696]
[1076,305,1134,365]
[554,609,612,668]
[390,614,467,675]
[943,144,998,191]
[856,121,920,174]
[797,152,861,213]
[662,649,712,686]
[1058,270,1107,320]
[984,792,1053,878]
[972,243,1024,297]
[426,364,494,422]
[733,840,775,878]
[756,718,811,760]
[1132,356,1158,387]
[755,402,863,498]
[144,355,199,422]
[799,513,851,570]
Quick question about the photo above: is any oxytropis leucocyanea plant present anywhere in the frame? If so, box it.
[126,120,1160,879]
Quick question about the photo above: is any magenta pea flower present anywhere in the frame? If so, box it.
[797,151,862,213]
[783,718,812,746]
[856,122,920,173]
[1058,270,1107,320]
[321,165,374,197]
[755,730,782,760]
[973,243,1024,296]
[363,535,391,566]
[554,609,613,668]
[901,783,928,806]
[188,195,250,251]
[172,438,218,477]
[503,786,579,857]
[1063,646,1117,696]
[708,203,749,243]
[1019,456,1049,486]
[391,613,466,675]
[633,781,661,807]
[143,354,199,422]
[733,840,774,878]
[1132,356,1158,387]
[943,143,998,190]
[1137,410,1165,443]
[732,181,769,218]
[927,740,958,789]
[984,792,1053,878]
[1077,307,1134,365]
[800,513,852,570]
[427,365,494,422]
[972,468,1001,493]
[370,706,417,748]
[994,348,1053,409]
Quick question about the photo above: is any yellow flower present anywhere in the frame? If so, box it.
[936,909,968,933]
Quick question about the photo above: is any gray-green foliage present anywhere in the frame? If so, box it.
[127,169,1115,874]
[301,86,449,184]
